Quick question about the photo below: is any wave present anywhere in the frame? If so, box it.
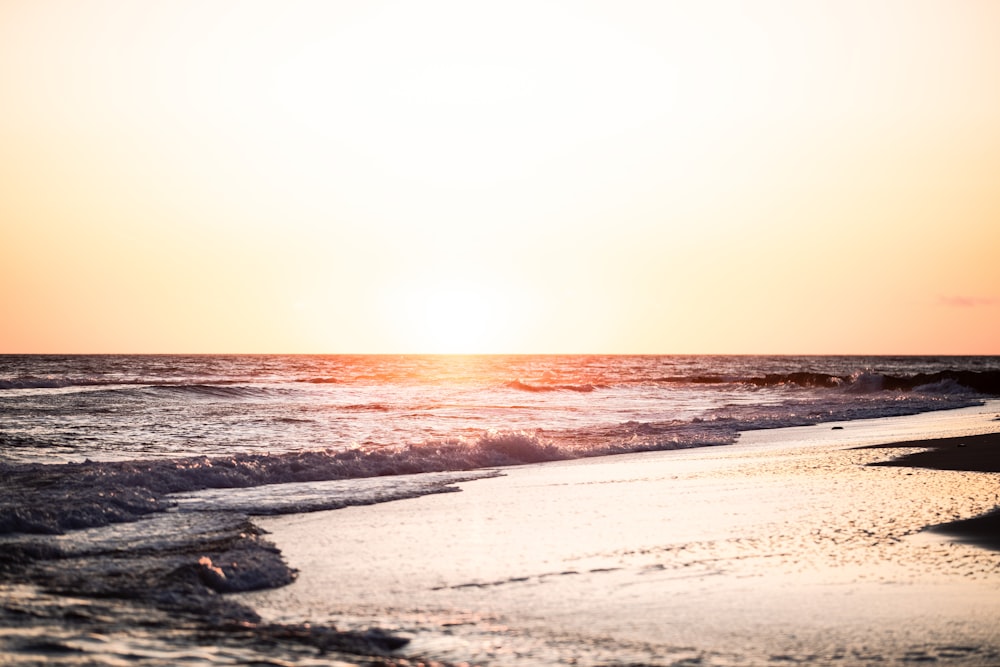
[874,370,1000,394]
[0,411,863,535]
[146,384,283,400]
[0,376,115,390]
[746,372,848,388]
[6,369,998,397]
[505,379,596,393]
[0,379,298,404]
[338,403,393,412]
[645,372,847,388]
[651,370,1000,395]
[1,387,988,536]
[0,432,562,535]
[833,371,1000,395]
[0,376,254,393]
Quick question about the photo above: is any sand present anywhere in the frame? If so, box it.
[864,432,1000,551]
[245,405,1000,666]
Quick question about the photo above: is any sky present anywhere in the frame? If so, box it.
[2,0,998,354]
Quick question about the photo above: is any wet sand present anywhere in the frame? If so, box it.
[248,406,1000,666]
[864,431,1000,474]
[863,432,1000,551]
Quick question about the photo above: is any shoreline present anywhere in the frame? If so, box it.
[248,404,1000,666]
[3,403,1000,665]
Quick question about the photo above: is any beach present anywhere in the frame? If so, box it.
[3,356,1000,666]
[246,405,1000,666]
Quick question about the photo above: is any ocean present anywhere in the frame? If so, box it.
[4,354,1000,466]
[2,354,1000,665]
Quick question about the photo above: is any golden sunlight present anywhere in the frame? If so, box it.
[379,278,530,354]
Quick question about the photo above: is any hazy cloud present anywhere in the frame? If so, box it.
[939,295,998,308]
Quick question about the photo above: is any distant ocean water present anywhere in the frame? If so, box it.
[3,354,1000,467]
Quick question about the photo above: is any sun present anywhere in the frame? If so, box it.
[380,278,528,354]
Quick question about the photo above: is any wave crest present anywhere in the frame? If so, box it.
[505,379,596,393]
[0,376,106,390]
[0,430,564,535]
[147,385,282,399]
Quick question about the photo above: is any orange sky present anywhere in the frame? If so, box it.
[2,0,999,354]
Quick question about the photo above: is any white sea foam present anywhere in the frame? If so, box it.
[168,470,499,515]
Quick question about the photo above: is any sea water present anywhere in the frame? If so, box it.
[3,354,999,466]
[2,355,1000,665]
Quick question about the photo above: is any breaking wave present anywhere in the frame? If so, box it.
[147,384,285,400]
[505,379,597,393]
[654,370,1000,395]
[0,431,562,535]
[0,376,114,390]
[0,377,258,393]
[6,387,982,537]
